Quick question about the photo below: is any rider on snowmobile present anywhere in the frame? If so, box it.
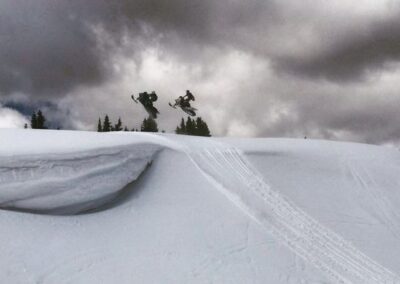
[169,90,197,116]
[138,91,158,107]
[176,90,195,108]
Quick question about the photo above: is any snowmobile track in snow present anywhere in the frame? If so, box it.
[185,142,400,284]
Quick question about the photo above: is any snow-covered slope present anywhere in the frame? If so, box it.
[1,129,400,283]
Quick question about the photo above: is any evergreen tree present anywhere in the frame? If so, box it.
[186,117,195,135]
[174,116,211,137]
[195,117,211,137]
[180,118,186,133]
[102,115,111,132]
[97,118,102,132]
[36,110,46,129]
[140,118,147,132]
[30,112,38,129]
[141,117,158,132]
[114,117,123,131]
[193,117,201,136]
[175,118,186,134]
[124,126,129,131]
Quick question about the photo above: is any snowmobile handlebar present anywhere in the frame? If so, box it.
[183,94,195,101]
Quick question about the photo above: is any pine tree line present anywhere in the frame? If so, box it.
[97,115,132,132]
[97,115,210,136]
[26,110,211,136]
[30,110,47,129]
[175,117,211,137]
[97,114,158,132]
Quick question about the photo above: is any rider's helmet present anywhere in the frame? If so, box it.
[186,90,195,101]
[149,91,158,102]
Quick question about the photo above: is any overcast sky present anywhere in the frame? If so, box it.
[0,0,400,145]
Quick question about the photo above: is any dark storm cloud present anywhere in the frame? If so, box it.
[1,0,400,145]
[0,0,278,97]
[4,98,56,118]
[275,11,400,81]
[1,0,400,98]
[0,1,106,96]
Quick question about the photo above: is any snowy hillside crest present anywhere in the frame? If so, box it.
[1,129,400,283]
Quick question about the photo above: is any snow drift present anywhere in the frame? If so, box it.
[1,129,400,283]
[0,144,159,214]
[0,130,186,214]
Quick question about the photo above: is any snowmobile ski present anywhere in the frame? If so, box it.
[131,95,138,103]
[181,107,197,116]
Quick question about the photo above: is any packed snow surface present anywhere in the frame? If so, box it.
[1,129,400,283]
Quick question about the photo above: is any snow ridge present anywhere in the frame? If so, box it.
[1,131,399,282]
[0,144,160,214]
[185,142,400,284]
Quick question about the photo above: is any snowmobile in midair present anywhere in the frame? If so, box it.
[131,91,159,119]
[169,90,197,116]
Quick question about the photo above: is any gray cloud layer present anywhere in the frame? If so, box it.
[0,0,400,144]
[277,12,400,81]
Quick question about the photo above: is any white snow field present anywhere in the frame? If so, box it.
[1,129,400,283]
